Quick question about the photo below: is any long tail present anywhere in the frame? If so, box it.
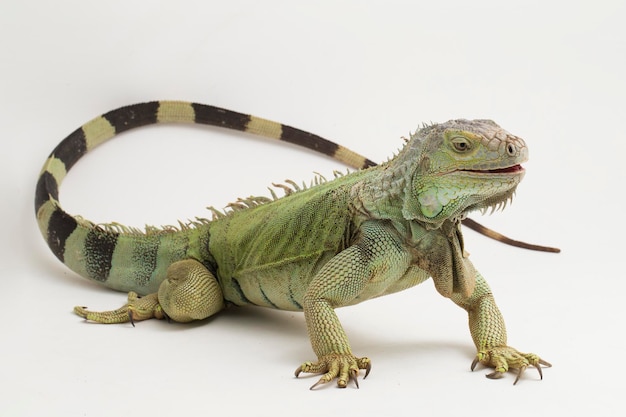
[34,101,376,293]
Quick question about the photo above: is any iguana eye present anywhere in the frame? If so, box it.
[451,137,472,152]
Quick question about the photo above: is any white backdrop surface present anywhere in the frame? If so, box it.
[1,1,623,416]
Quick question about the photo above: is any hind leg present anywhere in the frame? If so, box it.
[75,259,224,324]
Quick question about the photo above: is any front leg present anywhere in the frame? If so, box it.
[450,272,551,384]
[296,221,411,389]
[296,246,373,389]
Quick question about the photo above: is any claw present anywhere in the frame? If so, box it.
[539,358,552,368]
[471,356,480,371]
[309,378,326,390]
[295,363,333,390]
[350,369,359,389]
[513,365,527,385]
[74,292,163,324]
[296,355,370,389]
[486,370,505,380]
[360,357,372,379]
[535,358,552,381]
[474,348,550,384]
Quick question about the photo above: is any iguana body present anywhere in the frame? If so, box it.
[36,101,551,388]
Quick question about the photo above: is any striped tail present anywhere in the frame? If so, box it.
[35,101,375,293]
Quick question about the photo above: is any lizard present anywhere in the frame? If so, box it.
[35,100,554,389]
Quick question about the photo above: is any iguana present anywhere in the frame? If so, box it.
[35,100,554,389]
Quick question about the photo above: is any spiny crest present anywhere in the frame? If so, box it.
[75,214,214,236]
[382,124,432,167]
[209,170,349,218]
[478,193,515,216]
[83,170,353,235]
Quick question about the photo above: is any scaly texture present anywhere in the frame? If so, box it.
[36,101,552,389]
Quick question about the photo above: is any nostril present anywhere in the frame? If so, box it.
[507,143,516,156]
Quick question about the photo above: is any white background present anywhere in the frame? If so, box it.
[2,1,624,415]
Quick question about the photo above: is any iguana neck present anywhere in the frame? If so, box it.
[354,129,440,220]
[352,144,416,223]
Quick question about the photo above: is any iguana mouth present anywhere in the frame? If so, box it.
[464,164,524,174]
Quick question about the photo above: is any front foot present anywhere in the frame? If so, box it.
[295,353,371,389]
[74,292,166,325]
[471,346,551,385]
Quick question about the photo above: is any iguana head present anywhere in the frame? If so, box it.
[400,119,528,224]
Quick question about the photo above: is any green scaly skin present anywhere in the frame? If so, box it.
[36,101,550,389]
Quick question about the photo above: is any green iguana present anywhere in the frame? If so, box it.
[35,101,555,389]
